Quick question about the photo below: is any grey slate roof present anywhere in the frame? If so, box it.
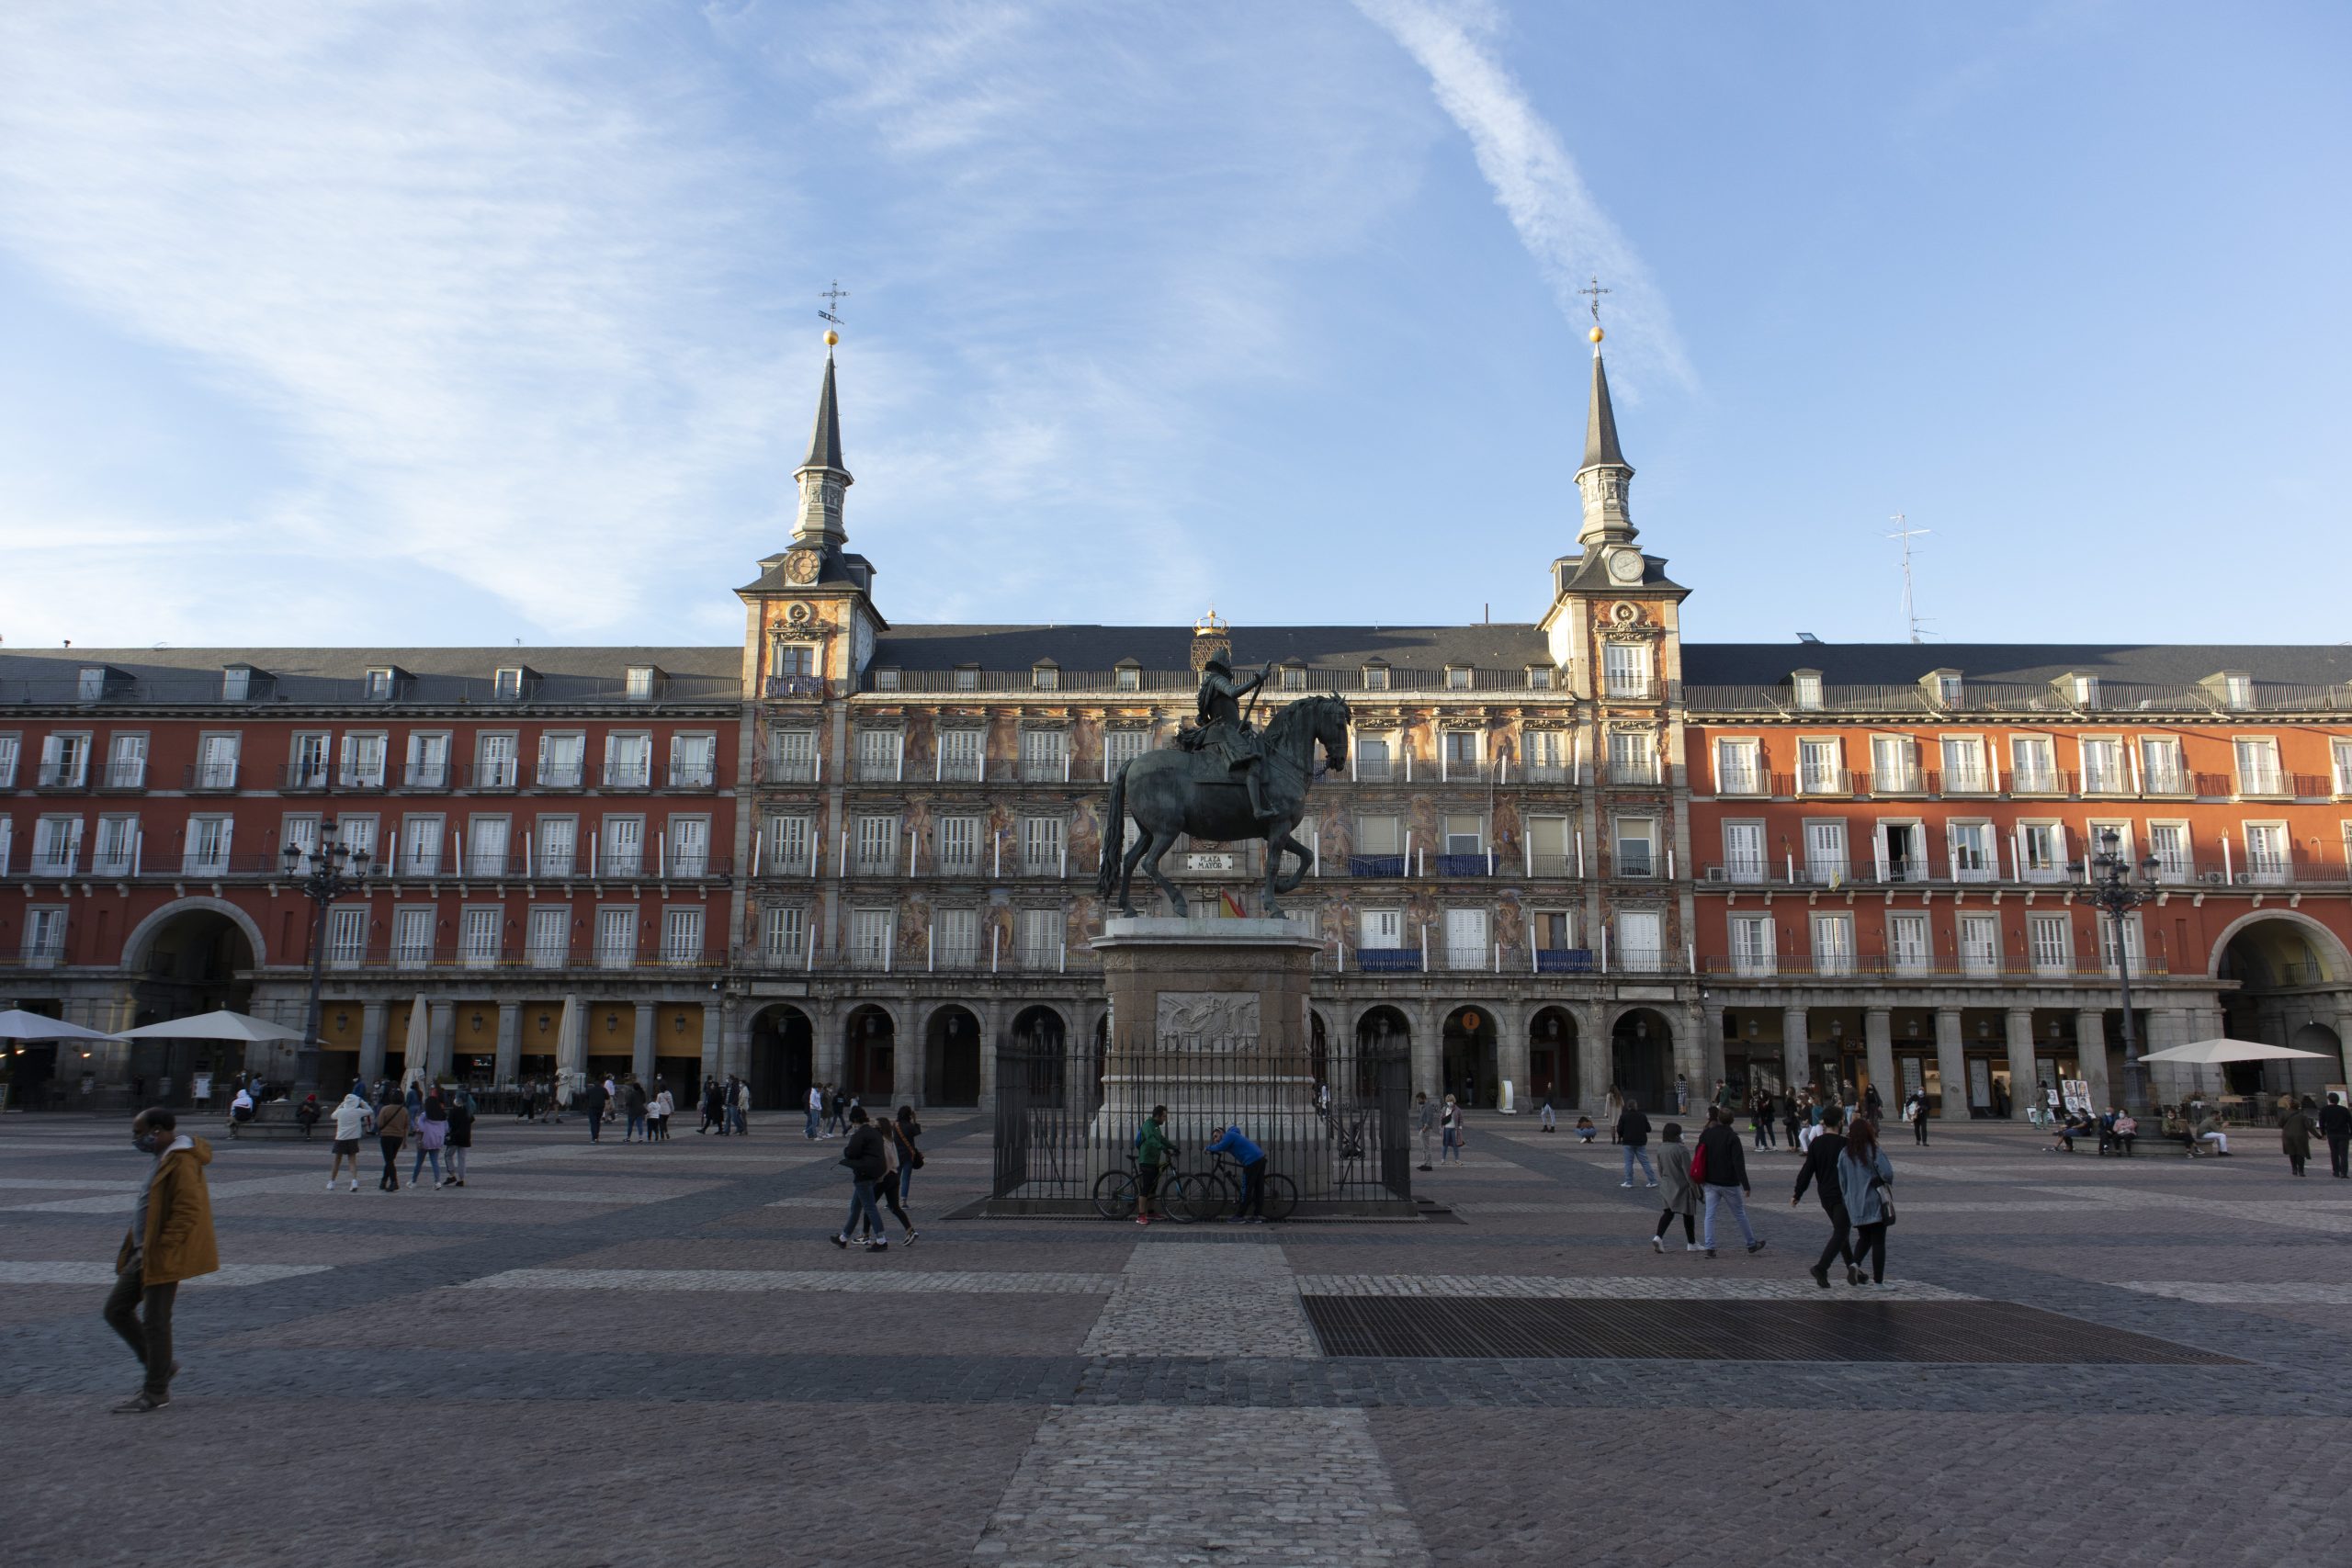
[868,624,1557,673]
[1679,642,2352,690]
[800,354,847,474]
[0,646,740,707]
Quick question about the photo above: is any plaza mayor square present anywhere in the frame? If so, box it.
[1,6,2347,1566]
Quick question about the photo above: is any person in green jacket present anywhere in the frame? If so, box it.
[1134,1104,1174,1225]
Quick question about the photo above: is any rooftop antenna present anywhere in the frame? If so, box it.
[1887,513,1932,644]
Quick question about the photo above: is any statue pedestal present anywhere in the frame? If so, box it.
[1091,916,1328,1197]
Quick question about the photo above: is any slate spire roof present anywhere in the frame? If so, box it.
[1579,341,1627,474]
[799,351,847,475]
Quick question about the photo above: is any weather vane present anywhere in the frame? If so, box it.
[1577,275,1610,328]
[818,279,849,330]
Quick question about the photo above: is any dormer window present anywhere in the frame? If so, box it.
[954,666,979,691]
[1363,662,1391,692]
[221,667,251,702]
[1032,661,1059,691]
[2223,673,2253,710]
[77,667,106,701]
[625,665,656,701]
[872,667,900,691]
[1791,671,1823,712]
[1526,666,1554,690]
[493,667,524,701]
[1444,665,1471,690]
[1281,664,1308,692]
[2069,675,2099,709]
[1923,669,1962,706]
[364,668,394,700]
[1114,662,1140,693]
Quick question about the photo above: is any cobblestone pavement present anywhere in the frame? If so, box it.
[3,1108,2347,1566]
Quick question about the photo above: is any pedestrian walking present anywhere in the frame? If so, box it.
[830,1107,890,1251]
[731,1076,751,1135]
[651,1081,673,1142]
[445,1089,473,1188]
[2322,1092,2352,1179]
[1749,1090,1772,1152]
[1905,1090,1930,1146]
[861,1109,913,1244]
[623,1077,649,1143]
[2280,1096,2319,1178]
[1207,1124,1269,1222]
[327,1086,372,1191]
[1414,1092,1436,1171]
[1837,1117,1895,1284]
[1650,1122,1702,1253]
[1792,1105,1854,1288]
[1440,1095,1465,1164]
[1616,1095,1656,1188]
[894,1105,925,1207]
[411,1089,448,1190]
[1539,1098,1557,1133]
[1694,1106,1766,1258]
[1675,1074,1690,1114]
[698,1077,722,1134]
[1134,1104,1173,1225]
[374,1095,410,1190]
[1604,1087,1623,1144]
[577,1077,609,1142]
[102,1108,218,1413]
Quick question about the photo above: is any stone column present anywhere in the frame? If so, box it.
[632,1001,657,1083]
[2005,1007,2036,1119]
[1574,1002,1609,1113]
[813,1000,845,1089]
[2075,1008,2111,1110]
[426,999,456,1081]
[1781,1006,1809,1095]
[1933,1007,1967,1120]
[977,999,1006,1111]
[2335,1007,2352,1092]
[358,1000,388,1085]
[1701,1000,1727,1098]
[894,1003,923,1108]
[493,1002,521,1088]
[1410,1000,1442,1101]
[1495,1000,1530,1113]
[1863,1008,1896,1111]
[702,998,725,1087]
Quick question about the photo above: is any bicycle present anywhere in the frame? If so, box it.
[1092,1155,1208,1224]
[1201,1148,1297,1223]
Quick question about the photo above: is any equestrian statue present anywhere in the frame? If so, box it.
[1097,656,1351,919]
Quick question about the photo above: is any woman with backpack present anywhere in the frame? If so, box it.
[1837,1117,1897,1285]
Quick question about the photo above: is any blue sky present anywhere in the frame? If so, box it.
[2,1,2346,652]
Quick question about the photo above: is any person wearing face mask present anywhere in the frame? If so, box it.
[103,1108,220,1413]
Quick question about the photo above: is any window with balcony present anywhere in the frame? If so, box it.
[181,815,232,875]
[1443,907,1488,970]
[934,815,980,875]
[23,907,66,966]
[1948,820,1996,882]
[526,906,568,967]
[2234,738,2284,796]
[1523,728,1568,782]
[2139,736,2187,795]
[668,816,709,877]
[1607,729,1658,785]
[1525,814,1574,877]
[624,666,656,701]
[595,908,638,967]
[2028,913,2071,974]
[602,816,645,876]
[1720,820,1765,884]
[2079,737,2128,795]
[466,816,510,876]
[851,908,895,968]
[854,814,899,874]
[1728,914,1774,976]
[38,732,90,788]
[764,813,813,875]
[1959,912,2000,976]
[1354,735,1394,782]
[475,732,517,789]
[935,728,983,783]
[1359,907,1405,953]
[604,733,652,788]
[1602,642,1652,699]
[1810,912,1855,976]
[1796,738,1845,795]
[1534,912,1577,966]
[1019,728,1069,782]
[0,735,17,787]
[1104,728,1149,778]
[533,732,582,787]
[1714,739,1762,795]
[1616,909,1664,972]
[1804,820,1848,885]
[2009,735,2057,795]
[282,813,321,874]
[933,907,978,967]
[1016,908,1060,968]
[769,728,819,784]
[328,907,368,968]
[1612,817,1656,878]
[0,817,12,876]
[1021,815,1065,876]
[2098,911,2144,973]
[661,908,704,965]
[339,815,378,868]
[400,815,444,876]
[2018,821,2064,882]
[32,816,83,875]
[406,731,450,789]
[93,814,137,875]
[1868,735,1920,794]
[106,733,148,789]
[854,728,903,782]
[1442,731,1481,781]
[669,732,717,787]
[2146,821,2191,880]
[2334,740,2352,797]
[1875,821,1926,883]
[762,905,807,962]
[1353,813,1403,876]
[1888,911,1931,975]
[1441,812,1486,874]
[1939,736,1989,794]
[2243,822,2290,885]
[536,815,578,877]
[340,732,387,788]
[458,908,501,968]
[391,908,434,965]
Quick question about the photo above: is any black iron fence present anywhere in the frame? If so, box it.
[991,1032,1414,1215]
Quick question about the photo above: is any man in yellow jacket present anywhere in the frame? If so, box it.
[104,1108,219,1413]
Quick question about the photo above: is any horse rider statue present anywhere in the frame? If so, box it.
[1181,653,1278,820]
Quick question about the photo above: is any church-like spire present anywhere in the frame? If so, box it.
[1574,324,1635,547]
[791,332,853,550]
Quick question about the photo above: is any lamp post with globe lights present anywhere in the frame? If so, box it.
[2086,827,2162,1112]
[283,818,370,1098]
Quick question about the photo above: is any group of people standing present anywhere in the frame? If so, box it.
[830,1104,925,1250]
[805,1083,871,1140]
[322,1077,475,1192]
[697,1076,752,1134]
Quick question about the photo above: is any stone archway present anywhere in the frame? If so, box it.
[924,1004,983,1107]
[123,897,268,973]
[748,1004,813,1111]
[1442,1005,1499,1108]
[842,1003,897,1101]
[117,901,262,1107]
[2212,914,2352,1098]
[1610,1008,1674,1116]
[1528,1006,1577,1104]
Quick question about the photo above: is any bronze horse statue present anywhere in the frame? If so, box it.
[1098,694,1351,918]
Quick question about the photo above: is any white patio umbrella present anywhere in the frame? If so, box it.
[110,1010,306,1043]
[555,994,584,1101]
[2136,1038,2333,1065]
[0,1010,113,1043]
[400,993,430,1089]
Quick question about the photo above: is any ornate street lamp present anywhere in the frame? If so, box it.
[283,819,370,1097]
[2086,827,2160,1112]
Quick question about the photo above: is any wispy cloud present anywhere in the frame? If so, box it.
[1352,0,1690,389]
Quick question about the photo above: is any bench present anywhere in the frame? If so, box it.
[224,1105,320,1141]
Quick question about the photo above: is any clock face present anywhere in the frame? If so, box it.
[1608,548,1644,583]
[786,550,820,585]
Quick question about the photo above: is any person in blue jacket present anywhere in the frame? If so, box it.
[1206,1125,1268,1224]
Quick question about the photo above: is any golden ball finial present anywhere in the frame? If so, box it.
[823,329,839,347]
[1589,325,1604,344]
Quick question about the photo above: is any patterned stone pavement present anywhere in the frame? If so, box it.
[3,1105,2347,1566]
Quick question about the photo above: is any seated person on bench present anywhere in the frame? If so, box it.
[2106,1111,2136,1154]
